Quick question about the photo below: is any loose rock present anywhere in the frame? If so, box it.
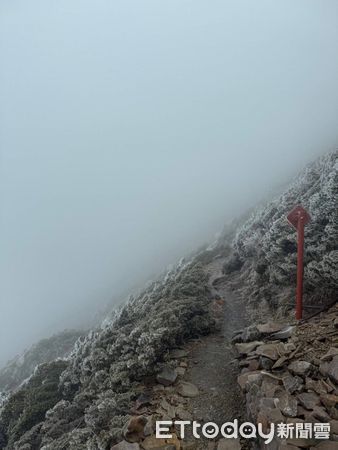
[257,322,286,334]
[283,375,303,394]
[255,344,280,361]
[272,356,288,370]
[235,341,264,355]
[297,392,320,410]
[321,347,338,362]
[157,368,178,386]
[288,361,313,377]
[319,393,338,409]
[177,382,199,398]
[276,391,298,417]
[271,326,296,341]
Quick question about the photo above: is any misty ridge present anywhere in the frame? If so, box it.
[1,0,338,368]
[0,1,338,449]
[0,148,336,450]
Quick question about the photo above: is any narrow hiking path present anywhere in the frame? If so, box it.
[181,257,250,449]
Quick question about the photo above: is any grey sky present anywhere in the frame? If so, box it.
[1,0,338,366]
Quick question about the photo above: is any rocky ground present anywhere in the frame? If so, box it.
[109,259,337,450]
[233,303,338,449]
[109,256,249,450]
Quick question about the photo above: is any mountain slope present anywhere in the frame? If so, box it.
[0,150,336,449]
[0,330,84,393]
[223,150,337,314]
[0,262,215,449]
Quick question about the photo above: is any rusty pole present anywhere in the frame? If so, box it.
[296,214,305,320]
[287,205,310,321]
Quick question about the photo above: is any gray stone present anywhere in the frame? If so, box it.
[305,378,331,395]
[177,382,199,398]
[283,375,303,394]
[237,371,262,392]
[297,392,320,410]
[319,393,338,409]
[284,342,296,353]
[320,347,338,361]
[311,405,331,421]
[235,341,264,355]
[319,361,330,377]
[288,361,313,377]
[257,406,284,427]
[160,399,176,419]
[259,397,278,409]
[270,326,296,340]
[328,355,338,384]
[255,344,280,361]
[243,325,261,342]
[257,322,286,334]
[260,356,274,370]
[276,391,298,417]
[261,377,281,397]
[156,367,178,386]
[272,356,288,369]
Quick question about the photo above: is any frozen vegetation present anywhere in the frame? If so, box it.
[0,262,214,449]
[223,150,338,312]
[0,150,336,449]
[0,331,83,393]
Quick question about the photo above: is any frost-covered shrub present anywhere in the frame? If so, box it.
[0,360,68,449]
[231,150,338,308]
[223,253,244,274]
[1,261,214,449]
[0,330,83,393]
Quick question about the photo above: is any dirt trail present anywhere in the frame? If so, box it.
[182,258,249,448]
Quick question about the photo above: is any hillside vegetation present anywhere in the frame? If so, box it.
[223,150,337,314]
[0,330,83,393]
[0,150,336,449]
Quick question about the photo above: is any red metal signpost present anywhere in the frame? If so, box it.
[287,205,311,320]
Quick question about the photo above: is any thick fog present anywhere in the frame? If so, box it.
[1,0,338,366]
